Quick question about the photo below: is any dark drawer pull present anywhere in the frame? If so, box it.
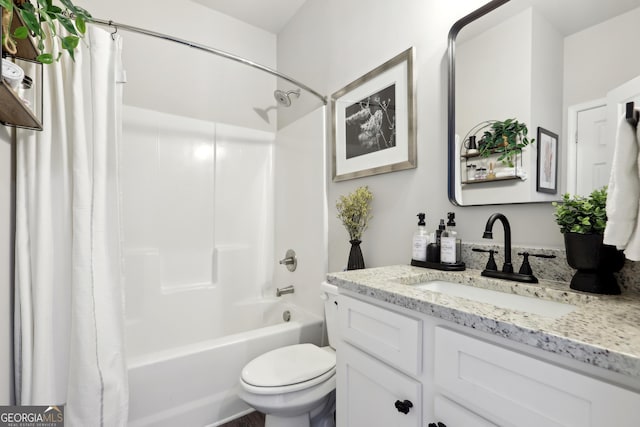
[394,399,413,414]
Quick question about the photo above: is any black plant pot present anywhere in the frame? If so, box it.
[564,233,625,295]
[347,239,365,270]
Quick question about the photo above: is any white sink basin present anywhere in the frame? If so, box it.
[414,280,577,318]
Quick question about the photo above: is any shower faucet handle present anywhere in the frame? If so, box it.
[278,249,297,272]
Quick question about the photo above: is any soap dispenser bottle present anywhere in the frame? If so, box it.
[441,212,461,264]
[412,213,429,262]
[426,219,446,263]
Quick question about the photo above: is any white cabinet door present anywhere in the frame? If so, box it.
[434,395,497,427]
[337,343,422,427]
[435,327,640,427]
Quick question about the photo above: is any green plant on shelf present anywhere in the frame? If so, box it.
[463,118,535,167]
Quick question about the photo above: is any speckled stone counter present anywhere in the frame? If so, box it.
[327,264,640,380]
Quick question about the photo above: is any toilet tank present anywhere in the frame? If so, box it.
[320,282,339,348]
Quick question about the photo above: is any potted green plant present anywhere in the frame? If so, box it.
[336,186,373,270]
[552,187,625,294]
[464,118,534,167]
[1,0,92,63]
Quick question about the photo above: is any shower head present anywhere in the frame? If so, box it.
[274,88,301,107]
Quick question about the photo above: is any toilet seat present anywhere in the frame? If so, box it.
[240,344,336,395]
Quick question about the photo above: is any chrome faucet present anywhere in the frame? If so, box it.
[481,213,539,283]
[276,285,295,297]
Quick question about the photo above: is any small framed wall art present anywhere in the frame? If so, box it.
[536,127,558,194]
[331,47,416,181]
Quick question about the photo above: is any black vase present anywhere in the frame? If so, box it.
[564,232,625,295]
[347,239,365,270]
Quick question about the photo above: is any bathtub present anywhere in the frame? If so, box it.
[126,300,324,427]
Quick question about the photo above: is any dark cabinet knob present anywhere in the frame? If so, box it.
[394,399,413,414]
[428,423,447,427]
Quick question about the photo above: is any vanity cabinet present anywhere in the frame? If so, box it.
[336,290,640,427]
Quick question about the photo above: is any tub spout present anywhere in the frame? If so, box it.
[276,285,295,297]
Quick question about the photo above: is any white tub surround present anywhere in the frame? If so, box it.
[327,265,640,380]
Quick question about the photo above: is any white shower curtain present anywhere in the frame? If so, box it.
[14,26,128,425]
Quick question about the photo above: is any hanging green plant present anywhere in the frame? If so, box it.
[1,0,92,63]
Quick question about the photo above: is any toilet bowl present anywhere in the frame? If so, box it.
[237,282,339,427]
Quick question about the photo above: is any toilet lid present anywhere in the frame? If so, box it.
[241,343,336,387]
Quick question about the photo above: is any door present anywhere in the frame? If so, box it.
[576,105,609,196]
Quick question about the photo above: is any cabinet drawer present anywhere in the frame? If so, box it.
[338,295,422,375]
[435,327,640,427]
[337,343,422,427]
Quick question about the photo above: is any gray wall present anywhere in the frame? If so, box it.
[277,0,564,273]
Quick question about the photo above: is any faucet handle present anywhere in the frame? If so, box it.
[516,252,555,276]
[524,252,557,259]
[517,252,533,275]
[473,248,498,271]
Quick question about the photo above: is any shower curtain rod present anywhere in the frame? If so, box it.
[88,17,328,104]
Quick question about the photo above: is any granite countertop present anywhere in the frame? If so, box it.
[327,265,640,380]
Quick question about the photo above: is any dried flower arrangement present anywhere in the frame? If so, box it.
[336,186,373,241]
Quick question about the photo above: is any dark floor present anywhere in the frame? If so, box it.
[220,411,265,427]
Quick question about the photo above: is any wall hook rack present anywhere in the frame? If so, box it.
[626,101,638,128]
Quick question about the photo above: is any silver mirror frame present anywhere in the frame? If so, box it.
[447,0,510,206]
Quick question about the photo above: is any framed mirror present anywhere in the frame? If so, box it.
[448,0,640,206]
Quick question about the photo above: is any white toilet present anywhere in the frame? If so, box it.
[238,282,339,427]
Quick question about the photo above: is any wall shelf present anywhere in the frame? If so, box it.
[462,175,522,185]
[0,4,43,131]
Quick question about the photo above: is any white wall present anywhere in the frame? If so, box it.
[456,8,533,206]
[529,8,564,199]
[563,7,640,109]
[278,0,565,274]
[273,107,327,317]
[75,0,278,132]
[0,129,14,404]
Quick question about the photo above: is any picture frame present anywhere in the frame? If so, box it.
[536,127,558,194]
[331,47,416,181]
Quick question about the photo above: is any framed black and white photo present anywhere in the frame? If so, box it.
[331,47,416,181]
[536,127,558,194]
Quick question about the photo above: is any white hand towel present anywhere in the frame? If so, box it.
[603,113,640,260]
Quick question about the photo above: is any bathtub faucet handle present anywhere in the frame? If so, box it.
[276,285,295,297]
[278,249,297,272]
